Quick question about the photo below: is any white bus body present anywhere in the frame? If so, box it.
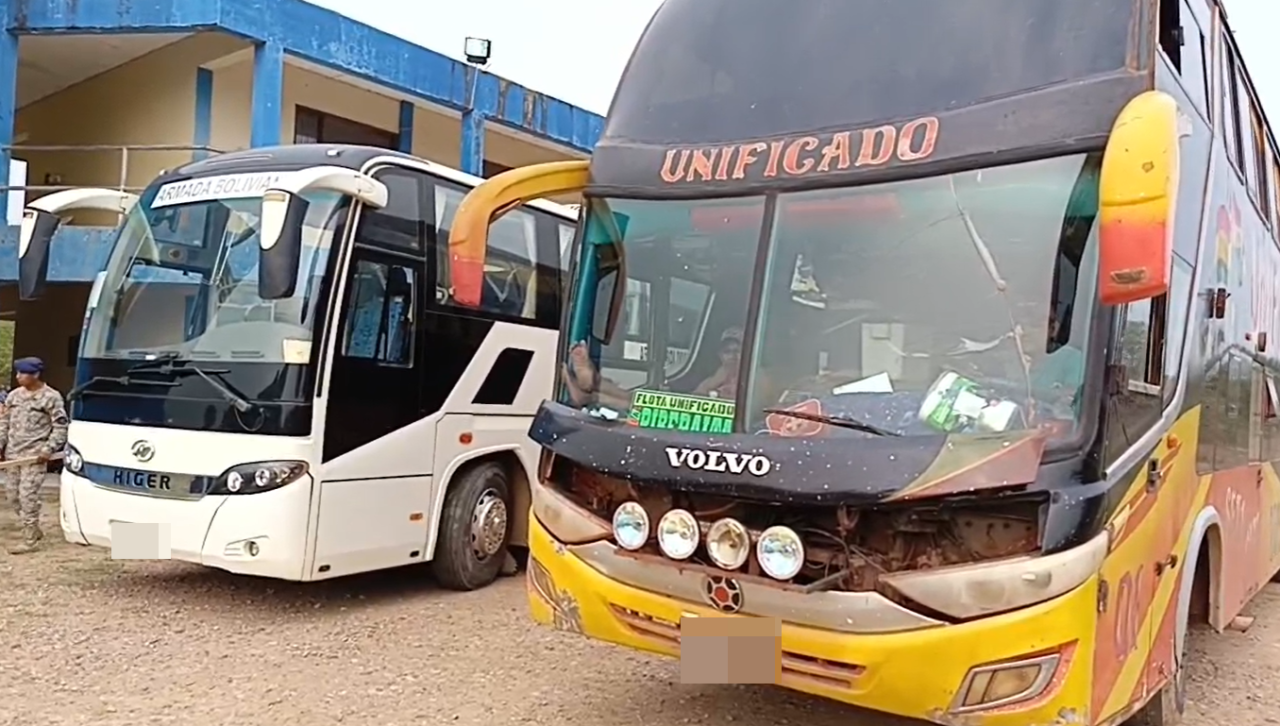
[19,145,578,587]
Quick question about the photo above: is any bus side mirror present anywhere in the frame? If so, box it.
[18,208,60,301]
[449,160,590,308]
[257,166,387,300]
[1097,90,1185,306]
[258,190,309,300]
[15,187,139,301]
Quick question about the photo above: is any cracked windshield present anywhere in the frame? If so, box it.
[79,183,351,366]
[561,152,1100,439]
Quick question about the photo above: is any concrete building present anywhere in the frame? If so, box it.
[0,0,604,390]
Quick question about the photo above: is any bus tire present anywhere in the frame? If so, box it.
[430,461,512,591]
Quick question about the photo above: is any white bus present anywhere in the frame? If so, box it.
[17,144,578,588]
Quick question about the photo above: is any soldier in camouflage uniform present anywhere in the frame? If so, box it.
[1,357,68,554]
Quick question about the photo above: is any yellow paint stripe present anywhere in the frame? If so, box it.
[1100,475,1213,716]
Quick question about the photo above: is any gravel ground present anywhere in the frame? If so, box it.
[0,491,1276,726]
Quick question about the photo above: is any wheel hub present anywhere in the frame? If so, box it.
[470,489,508,560]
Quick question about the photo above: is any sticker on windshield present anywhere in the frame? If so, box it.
[628,390,734,434]
[151,172,284,208]
[282,339,312,364]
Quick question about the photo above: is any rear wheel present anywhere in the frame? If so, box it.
[430,461,512,591]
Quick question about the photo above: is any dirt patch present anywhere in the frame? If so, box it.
[0,491,1275,726]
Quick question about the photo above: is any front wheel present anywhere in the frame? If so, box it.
[430,461,512,591]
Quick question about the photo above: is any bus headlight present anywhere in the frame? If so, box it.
[756,525,804,580]
[209,461,308,496]
[657,509,699,560]
[706,518,750,570]
[63,445,84,474]
[881,530,1109,619]
[612,501,650,551]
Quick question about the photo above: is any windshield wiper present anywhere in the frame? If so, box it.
[167,365,258,415]
[761,407,901,437]
[126,356,258,414]
[67,375,179,401]
[125,351,183,374]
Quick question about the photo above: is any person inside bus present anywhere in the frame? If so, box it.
[562,326,753,410]
[561,340,633,410]
[692,327,743,398]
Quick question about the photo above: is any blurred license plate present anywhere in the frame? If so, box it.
[679,615,781,684]
[110,521,172,560]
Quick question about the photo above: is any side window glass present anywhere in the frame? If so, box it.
[1225,354,1255,465]
[432,182,539,320]
[1105,298,1167,462]
[558,222,576,273]
[667,278,712,375]
[359,170,424,250]
[1162,256,1194,402]
[483,209,538,319]
[1200,352,1260,472]
[341,259,416,366]
[1272,157,1280,232]
[1236,65,1261,195]
[1164,0,1209,119]
[595,276,714,391]
[1223,48,1244,171]
[1262,372,1280,462]
[1255,116,1274,225]
[1183,1,1210,120]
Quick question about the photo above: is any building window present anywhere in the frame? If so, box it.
[294,107,399,149]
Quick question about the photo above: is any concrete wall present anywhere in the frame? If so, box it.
[15,33,249,226]
[18,37,582,219]
[209,56,583,172]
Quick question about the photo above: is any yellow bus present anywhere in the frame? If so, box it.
[447,0,1280,723]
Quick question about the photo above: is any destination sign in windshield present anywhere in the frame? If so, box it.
[152,172,284,208]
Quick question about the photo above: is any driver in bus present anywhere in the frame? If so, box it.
[562,326,756,410]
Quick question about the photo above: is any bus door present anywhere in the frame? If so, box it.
[313,166,432,577]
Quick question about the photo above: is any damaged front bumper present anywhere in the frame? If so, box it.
[526,513,1098,726]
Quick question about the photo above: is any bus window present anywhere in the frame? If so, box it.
[1104,298,1165,462]
[434,182,541,320]
[1223,44,1245,172]
[1161,256,1194,402]
[341,259,416,367]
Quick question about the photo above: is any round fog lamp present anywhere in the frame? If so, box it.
[756,525,805,580]
[657,509,699,560]
[706,518,750,570]
[612,502,650,551]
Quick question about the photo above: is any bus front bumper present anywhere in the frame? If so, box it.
[60,471,311,580]
[526,516,1097,725]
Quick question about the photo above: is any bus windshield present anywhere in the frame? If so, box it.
[81,186,350,365]
[561,152,1101,440]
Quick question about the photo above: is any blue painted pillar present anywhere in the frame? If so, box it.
[193,68,214,160]
[397,101,415,153]
[0,30,17,221]
[460,110,485,177]
[250,41,284,147]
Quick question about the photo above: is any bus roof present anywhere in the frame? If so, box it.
[158,144,579,220]
[589,0,1147,196]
